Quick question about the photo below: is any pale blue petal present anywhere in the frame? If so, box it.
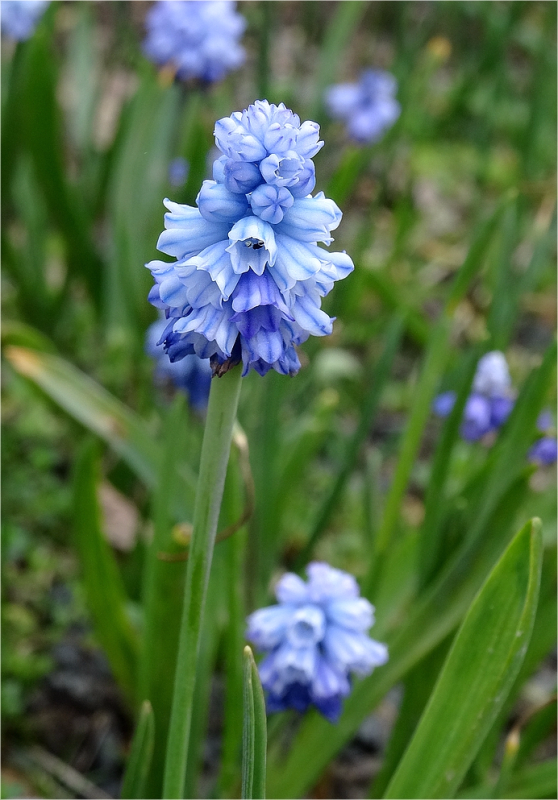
[159,275,190,308]
[277,193,342,242]
[275,572,309,604]
[296,120,324,158]
[183,240,240,301]
[310,655,350,701]
[157,218,230,258]
[326,598,375,632]
[291,295,333,337]
[247,328,285,364]
[285,605,326,648]
[273,234,322,283]
[196,180,249,223]
[306,562,359,601]
[246,605,294,650]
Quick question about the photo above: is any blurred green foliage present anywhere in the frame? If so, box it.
[1,2,556,798]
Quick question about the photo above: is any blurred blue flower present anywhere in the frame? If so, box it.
[146,317,211,411]
[325,69,400,144]
[246,562,388,722]
[1,0,48,40]
[433,350,515,441]
[536,409,554,433]
[143,0,245,83]
[529,409,557,465]
[472,350,511,397]
[432,390,457,418]
[528,436,557,466]
[146,100,354,377]
[168,157,190,188]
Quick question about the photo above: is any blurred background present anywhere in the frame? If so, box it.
[2,2,556,798]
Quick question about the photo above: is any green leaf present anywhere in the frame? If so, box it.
[468,545,557,783]
[120,701,155,800]
[385,518,543,799]
[4,345,195,507]
[369,638,452,798]
[242,646,267,800]
[72,440,139,704]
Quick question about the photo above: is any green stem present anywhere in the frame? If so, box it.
[163,367,243,799]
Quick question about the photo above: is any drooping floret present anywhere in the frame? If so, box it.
[145,317,211,411]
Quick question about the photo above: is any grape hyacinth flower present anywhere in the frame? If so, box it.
[528,437,558,466]
[146,100,354,377]
[528,409,557,466]
[1,0,48,40]
[246,562,388,722]
[146,317,211,411]
[143,0,246,84]
[433,351,515,442]
[325,69,400,144]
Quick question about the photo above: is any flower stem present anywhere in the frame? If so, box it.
[163,367,243,799]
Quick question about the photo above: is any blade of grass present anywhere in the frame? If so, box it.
[418,347,481,588]
[139,397,189,799]
[486,200,520,349]
[5,345,196,507]
[121,701,155,800]
[72,440,139,705]
[242,646,267,800]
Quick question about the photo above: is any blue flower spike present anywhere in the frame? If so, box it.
[433,350,515,442]
[325,69,400,144]
[246,562,388,722]
[1,0,49,41]
[146,101,354,378]
[143,0,246,84]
